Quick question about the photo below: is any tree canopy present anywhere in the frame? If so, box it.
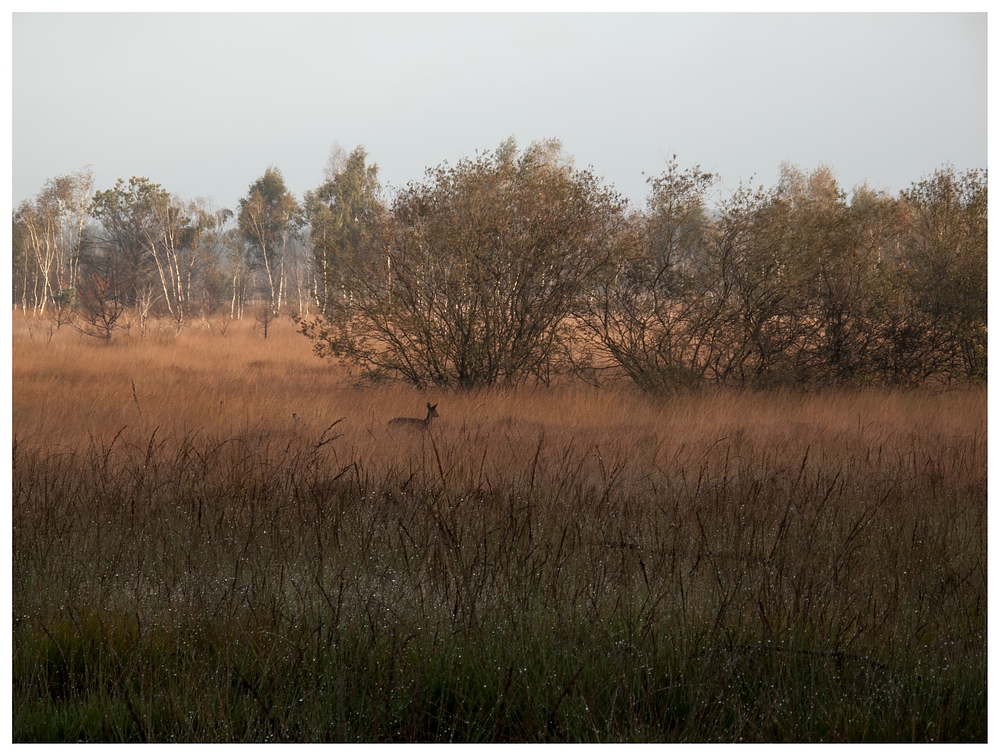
[298,138,633,388]
[14,144,987,388]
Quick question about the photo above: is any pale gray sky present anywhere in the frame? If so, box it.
[11,12,987,212]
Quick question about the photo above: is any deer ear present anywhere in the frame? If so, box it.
[427,402,432,409]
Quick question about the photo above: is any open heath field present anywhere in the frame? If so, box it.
[11,313,987,742]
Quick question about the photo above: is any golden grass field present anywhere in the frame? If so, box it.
[11,312,988,742]
[12,312,984,471]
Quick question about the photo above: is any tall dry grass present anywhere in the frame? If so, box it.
[12,312,987,741]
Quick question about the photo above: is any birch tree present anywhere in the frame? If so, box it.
[304,145,383,316]
[237,166,301,315]
[12,168,94,315]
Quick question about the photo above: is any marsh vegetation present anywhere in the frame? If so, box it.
[11,315,987,741]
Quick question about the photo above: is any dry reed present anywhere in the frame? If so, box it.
[12,313,987,742]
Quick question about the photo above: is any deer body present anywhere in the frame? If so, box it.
[388,402,439,432]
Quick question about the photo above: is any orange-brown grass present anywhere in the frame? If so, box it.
[11,311,987,742]
[12,312,980,472]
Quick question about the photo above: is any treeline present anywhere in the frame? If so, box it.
[12,138,986,390]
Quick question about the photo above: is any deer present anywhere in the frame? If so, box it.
[388,402,439,432]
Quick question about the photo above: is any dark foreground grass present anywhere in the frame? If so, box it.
[12,394,987,742]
